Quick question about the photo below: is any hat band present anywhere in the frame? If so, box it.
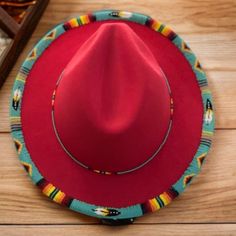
[51,70,174,175]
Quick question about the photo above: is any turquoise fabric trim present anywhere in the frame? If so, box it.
[10,10,214,220]
[70,199,143,219]
[94,10,148,24]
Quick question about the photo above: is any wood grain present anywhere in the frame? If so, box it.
[0,130,235,224]
[0,0,235,234]
[0,1,235,131]
[0,225,236,236]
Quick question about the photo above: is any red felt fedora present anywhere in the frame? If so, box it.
[10,10,214,223]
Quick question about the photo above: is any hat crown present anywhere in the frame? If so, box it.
[53,22,171,173]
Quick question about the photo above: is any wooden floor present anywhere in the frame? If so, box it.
[0,0,236,235]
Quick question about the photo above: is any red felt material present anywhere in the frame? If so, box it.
[54,23,171,172]
[21,20,203,207]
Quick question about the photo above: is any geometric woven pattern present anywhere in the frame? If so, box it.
[21,161,32,176]
[13,138,22,154]
[183,174,195,188]
[197,153,207,168]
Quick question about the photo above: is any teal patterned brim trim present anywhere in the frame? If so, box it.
[10,10,215,220]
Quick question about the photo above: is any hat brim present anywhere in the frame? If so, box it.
[10,10,214,219]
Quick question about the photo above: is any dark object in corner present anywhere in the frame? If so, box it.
[100,218,135,226]
[0,0,49,88]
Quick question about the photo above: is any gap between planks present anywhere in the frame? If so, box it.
[0,222,236,226]
[0,224,235,236]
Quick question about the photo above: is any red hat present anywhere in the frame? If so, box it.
[10,10,214,224]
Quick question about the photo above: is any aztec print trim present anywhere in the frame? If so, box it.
[10,10,215,220]
[140,187,179,213]
[36,178,73,206]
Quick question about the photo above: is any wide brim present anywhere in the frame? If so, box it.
[10,10,214,219]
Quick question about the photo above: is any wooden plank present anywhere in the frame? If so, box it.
[0,0,235,233]
[6,32,236,73]
[0,0,235,131]
[39,0,236,33]
[0,224,236,236]
[0,47,235,132]
[0,130,235,224]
